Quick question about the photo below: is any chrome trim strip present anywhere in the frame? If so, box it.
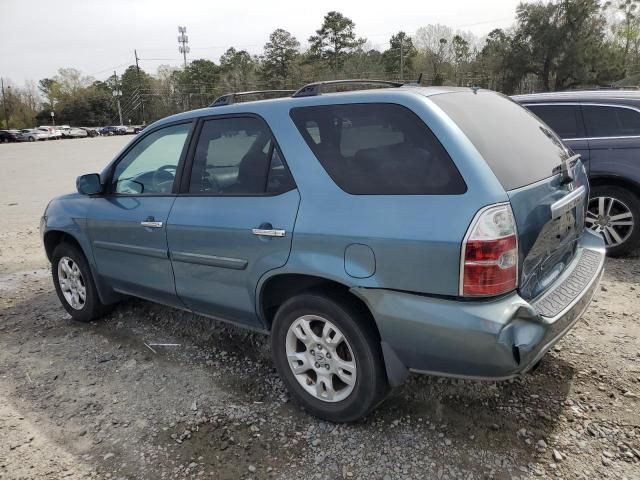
[251,228,286,237]
[550,185,586,219]
[140,221,163,228]
[170,251,248,270]
[92,240,168,259]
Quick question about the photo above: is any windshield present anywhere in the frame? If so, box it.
[430,90,569,190]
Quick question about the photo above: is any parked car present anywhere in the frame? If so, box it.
[133,125,146,134]
[0,129,20,142]
[80,127,100,137]
[38,126,62,139]
[42,83,605,422]
[513,90,640,256]
[65,127,88,138]
[18,128,48,142]
[99,126,124,136]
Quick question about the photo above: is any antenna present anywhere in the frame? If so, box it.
[177,26,190,68]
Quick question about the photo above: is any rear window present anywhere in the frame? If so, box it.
[582,105,640,137]
[289,103,466,195]
[431,91,569,191]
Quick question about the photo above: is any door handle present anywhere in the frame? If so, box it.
[252,228,286,237]
[141,216,163,228]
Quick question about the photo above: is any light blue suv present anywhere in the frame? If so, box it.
[41,81,605,422]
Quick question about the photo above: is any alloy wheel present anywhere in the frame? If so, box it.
[285,315,357,403]
[57,256,86,310]
[586,196,634,248]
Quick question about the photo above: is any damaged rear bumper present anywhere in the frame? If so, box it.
[351,230,605,387]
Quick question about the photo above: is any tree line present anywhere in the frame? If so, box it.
[2,0,640,129]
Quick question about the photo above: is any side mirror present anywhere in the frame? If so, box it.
[76,173,102,195]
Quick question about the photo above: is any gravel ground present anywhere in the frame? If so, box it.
[1,138,639,480]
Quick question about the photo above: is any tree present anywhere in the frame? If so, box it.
[308,11,366,77]
[173,59,219,108]
[516,0,620,91]
[38,78,60,110]
[219,47,257,91]
[383,32,417,78]
[261,29,300,88]
[451,35,471,85]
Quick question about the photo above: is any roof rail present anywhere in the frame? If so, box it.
[292,79,404,98]
[209,89,296,107]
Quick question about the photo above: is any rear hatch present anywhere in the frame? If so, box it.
[431,90,588,300]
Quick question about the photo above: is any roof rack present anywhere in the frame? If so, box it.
[292,79,404,98]
[209,89,296,107]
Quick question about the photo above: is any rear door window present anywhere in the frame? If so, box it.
[526,104,584,139]
[582,105,640,138]
[289,103,466,195]
[188,117,295,195]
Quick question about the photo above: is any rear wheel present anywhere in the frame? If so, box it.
[271,291,389,422]
[587,185,640,257]
[52,242,110,322]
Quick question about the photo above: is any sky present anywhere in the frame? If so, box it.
[0,0,522,86]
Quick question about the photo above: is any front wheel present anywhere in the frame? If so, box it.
[587,186,640,257]
[52,242,110,322]
[271,291,389,422]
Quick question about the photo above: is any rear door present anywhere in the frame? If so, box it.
[582,104,640,178]
[167,115,299,328]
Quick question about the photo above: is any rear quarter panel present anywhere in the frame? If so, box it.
[250,91,508,297]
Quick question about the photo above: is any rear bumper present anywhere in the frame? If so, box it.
[351,230,605,386]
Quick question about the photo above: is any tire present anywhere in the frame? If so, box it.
[588,185,640,257]
[51,242,110,322]
[28,136,35,142]
[271,291,389,422]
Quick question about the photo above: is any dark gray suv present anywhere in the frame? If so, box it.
[513,90,640,256]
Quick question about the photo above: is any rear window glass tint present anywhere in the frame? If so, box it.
[583,105,640,137]
[289,103,466,195]
[432,91,568,191]
[526,104,584,139]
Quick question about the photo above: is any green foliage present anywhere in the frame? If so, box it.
[4,4,640,129]
[261,29,300,88]
[308,11,366,76]
[382,32,417,78]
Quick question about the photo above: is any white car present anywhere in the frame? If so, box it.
[18,129,48,142]
[38,126,62,139]
[66,127,88,138]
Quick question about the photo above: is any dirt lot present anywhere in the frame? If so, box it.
[1,137,639,480]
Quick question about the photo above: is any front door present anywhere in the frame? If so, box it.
[88,122,192,306]
[167,116,299,327]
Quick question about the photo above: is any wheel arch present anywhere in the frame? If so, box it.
[43,230,84,262]
[258,273,379,339]
[589,175,640,198]
[43,229,120,304]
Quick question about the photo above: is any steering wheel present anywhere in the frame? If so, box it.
[152,164,177,192]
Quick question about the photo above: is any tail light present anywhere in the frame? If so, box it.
[460,204,518,297]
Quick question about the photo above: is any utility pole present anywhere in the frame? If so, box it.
[1,77,9,129]
[178,26,190,69]
[400,39,404,81]
[134,49,145,124]
[112,70,123,126]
